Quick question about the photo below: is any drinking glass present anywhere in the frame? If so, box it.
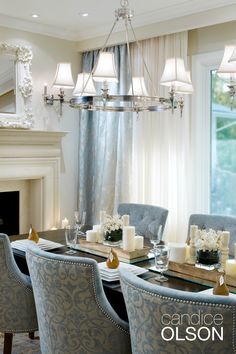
[65,226,78,254]
[153,245,170,282]
[74,211,86,234]
[150,225,163,251]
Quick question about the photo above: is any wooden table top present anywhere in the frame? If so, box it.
[10,229,210,294]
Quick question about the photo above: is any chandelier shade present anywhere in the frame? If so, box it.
[93,52,118,83]
[175,72,194,95]
[160,57,190,88]
[53,63,74,88]
[217,45,236,109]
[217,46,236,78]
[73,73,96,96]
[128,77,149,96]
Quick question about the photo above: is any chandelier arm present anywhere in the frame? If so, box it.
[128,21,158,97]
[125,19,134,104]
[100,18,119,53]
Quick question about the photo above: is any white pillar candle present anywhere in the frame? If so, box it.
[134,235,144,250]
[100,211,106,224]
[93,225,103,243]
[122,214,130,227]
[234,244,236,261]
[96,233,103,243]
[186,245,190,261]
[169,243,187,264]
[225,259,236,278]
[93,225,102,232]
[61,217,69,229]
[86,230,97,243]
[190,225,198,241]
[123,226,135,252]
[221,231,230,248]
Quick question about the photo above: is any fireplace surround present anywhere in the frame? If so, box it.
[0,129,66,234]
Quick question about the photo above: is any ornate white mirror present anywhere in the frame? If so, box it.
[0,43,33,129]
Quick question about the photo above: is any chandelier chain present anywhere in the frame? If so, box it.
[120,0,129,8]
[125,19,134,107]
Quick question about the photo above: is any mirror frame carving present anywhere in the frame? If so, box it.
[0,43,33,129]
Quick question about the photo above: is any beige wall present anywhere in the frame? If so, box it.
[0,26,82,227]
[188,20,236,56]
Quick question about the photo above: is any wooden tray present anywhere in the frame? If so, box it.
[168,261,236,288]
[78,240,150,261]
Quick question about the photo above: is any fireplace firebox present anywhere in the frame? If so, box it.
[0,191,19,236]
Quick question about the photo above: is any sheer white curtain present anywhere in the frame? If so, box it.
[129,32,191,242]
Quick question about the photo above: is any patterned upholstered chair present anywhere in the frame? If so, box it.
[0,233,38,354]
[120,269,236,354]
[117,203,168,242]
[26,243,131,354]
[187,214,236,256]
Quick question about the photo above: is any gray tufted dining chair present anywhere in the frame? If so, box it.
[187,213,236,257]
[118,203,168,242]
[26,243,132,354]
[0,233,38,354]
[120,269,236,354]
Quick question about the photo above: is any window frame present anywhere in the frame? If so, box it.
[191,50,224,213]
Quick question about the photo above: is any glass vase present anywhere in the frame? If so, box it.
[103,229,122,246]
[196,250,220,265]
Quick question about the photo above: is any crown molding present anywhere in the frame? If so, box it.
[0,2,236,43]
[76,4,236,52]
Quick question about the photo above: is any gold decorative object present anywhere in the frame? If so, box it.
[28,224,39,243]
[213,273,229,296]
[106,248,119,269]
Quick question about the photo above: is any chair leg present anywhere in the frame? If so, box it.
[3,333,13,354]
[28,331,34,339]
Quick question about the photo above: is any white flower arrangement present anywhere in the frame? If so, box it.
[195,228,221,252]
[103,214,123,235]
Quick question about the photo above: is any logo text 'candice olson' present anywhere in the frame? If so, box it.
[161,311,223,342]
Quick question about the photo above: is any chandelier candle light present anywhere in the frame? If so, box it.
[44,0,193,116]
[43,63,75,115]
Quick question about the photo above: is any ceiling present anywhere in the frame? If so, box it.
[0,0,236,42]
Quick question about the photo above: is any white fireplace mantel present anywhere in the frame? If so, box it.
[0,129,67,233]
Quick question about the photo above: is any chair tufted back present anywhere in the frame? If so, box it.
[26,243,131,354]
[117,203,168,241]
[187,214,236,257]
[120,269,236,354]
[0,233,38,333]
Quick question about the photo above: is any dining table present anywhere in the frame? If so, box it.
[11,229,214,321]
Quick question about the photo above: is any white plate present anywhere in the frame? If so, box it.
[11,238,64,252]
[98,262,148,282]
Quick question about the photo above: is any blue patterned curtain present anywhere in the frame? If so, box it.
[78,45,133,225]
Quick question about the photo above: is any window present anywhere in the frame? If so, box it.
[211,70,236,216]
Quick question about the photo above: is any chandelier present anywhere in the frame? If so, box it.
[44,0,193,115]
[217,46,236,110]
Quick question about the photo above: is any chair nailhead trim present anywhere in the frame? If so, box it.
[2,240,34,293]
[121,277,236,353]
[27,250,129,335]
